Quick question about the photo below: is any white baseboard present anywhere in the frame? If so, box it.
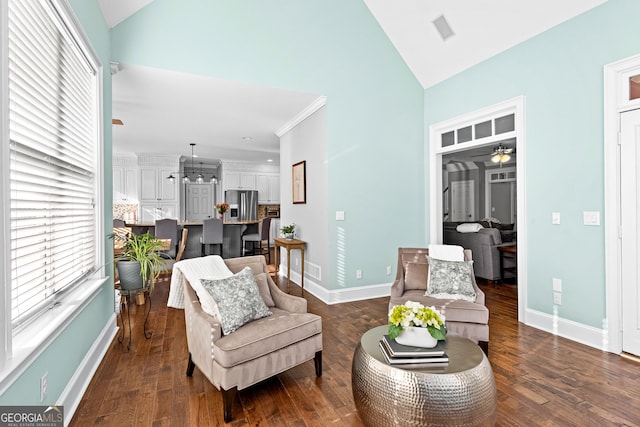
[525,308,609,352]
[58,314,118,426]
[277,265,391,305]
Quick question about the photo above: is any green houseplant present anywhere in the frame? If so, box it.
[281,224,295,239]
[115,232,167,292]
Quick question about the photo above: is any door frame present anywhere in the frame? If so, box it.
[604,53,640,354]
[428,96,527,322]
[484,167,517,223]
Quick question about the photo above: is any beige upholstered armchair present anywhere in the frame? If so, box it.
[388,247,489,354]
[180,255,323,422]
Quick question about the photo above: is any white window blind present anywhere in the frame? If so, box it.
[8,0,98,328]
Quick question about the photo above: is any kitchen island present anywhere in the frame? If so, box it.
[124,220,259,259]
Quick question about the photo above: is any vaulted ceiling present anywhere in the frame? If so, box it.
[99,0,607,163]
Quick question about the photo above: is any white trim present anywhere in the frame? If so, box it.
[277,267,390,305]
[0,278,108,395]
[0,0,10,371]
[525,308,607,351]
[276,96,327,137]
[58,314,118,426]
[603,53,640,354]
[429,96,527,322]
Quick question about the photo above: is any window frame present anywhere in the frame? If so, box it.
[0,0,106,389]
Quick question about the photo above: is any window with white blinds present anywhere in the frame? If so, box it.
[8,0,99,328]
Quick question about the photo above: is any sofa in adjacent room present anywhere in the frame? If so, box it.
[443,222,516,282]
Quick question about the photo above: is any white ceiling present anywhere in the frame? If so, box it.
[111,64,320,165]
[363,0,607,88]
[101,0,607,163]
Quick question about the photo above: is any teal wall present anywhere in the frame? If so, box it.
[0,0,114,406]
[110,0,425,290]
[425,0,640,328]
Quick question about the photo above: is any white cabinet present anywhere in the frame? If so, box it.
[223,171,257,191]
[113,167,138,203]
[139,167,178,220]
[139,202,178,222]
[257,174,280,203]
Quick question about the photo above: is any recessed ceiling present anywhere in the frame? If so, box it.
[111,64,321,165]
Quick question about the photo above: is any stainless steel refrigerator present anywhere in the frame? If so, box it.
[224,190,258,221]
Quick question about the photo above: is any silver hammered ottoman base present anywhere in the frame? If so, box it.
[352,326,496,427]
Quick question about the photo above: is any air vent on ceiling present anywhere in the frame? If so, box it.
[433,15,455,41]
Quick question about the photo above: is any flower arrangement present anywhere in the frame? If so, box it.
[216,203,229,215]
[388,301,447,341]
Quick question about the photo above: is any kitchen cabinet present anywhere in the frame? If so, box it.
[257,174,280,203]
[139,167,178,220]
[139,202,178,222]
[223,171,257,191]
[113,166,138,203]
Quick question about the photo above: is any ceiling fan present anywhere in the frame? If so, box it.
[471,144,514,165]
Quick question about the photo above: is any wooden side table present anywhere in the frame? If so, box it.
[274,237,306,292]
[497,244,517,281]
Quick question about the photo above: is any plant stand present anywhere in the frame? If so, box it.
[117,286,152,351]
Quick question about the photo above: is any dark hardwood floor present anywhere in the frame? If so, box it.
[70,272,640,426]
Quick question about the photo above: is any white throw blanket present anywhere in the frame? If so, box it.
[428,244,464,261]
[167,255,233,310]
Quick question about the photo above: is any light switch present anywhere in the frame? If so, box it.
[336,211,345,221]
[552,212,561,225]
[583,211,600,226]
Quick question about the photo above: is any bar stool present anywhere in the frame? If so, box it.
[200,218,223,256]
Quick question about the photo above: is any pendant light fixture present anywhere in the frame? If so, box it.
[196,162,205,184]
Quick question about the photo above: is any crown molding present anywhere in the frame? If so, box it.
[276,96,327,137]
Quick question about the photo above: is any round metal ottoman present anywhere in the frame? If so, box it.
[352,326,496,426]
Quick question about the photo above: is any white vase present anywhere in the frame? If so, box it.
[395,326,438,348]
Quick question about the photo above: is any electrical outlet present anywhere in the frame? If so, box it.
[552,278,562,292]
[356,269,362,279]
[40,372,48,402]
[553,292,562,305]
[386,266,392,276]
[552,212,561,225]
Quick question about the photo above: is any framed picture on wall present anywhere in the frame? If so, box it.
[292,160,306,204]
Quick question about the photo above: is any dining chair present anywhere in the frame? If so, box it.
[155,218,179,259]
[200,218,224,257]
[242,217,271,263]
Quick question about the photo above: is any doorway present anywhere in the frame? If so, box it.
[429,96,526,322]
[620,108,640,357]
[604,53,640,355]
[186,183,215,221]
[450,180,475,221]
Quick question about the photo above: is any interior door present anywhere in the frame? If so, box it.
[186,184,214,221]
[621,108,640,357]
[450,180,475,221]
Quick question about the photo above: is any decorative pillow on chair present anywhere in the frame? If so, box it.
[425,256,476,302]
[200,266,272,335]
[405,262,429,290]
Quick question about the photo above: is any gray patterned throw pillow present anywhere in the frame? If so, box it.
[425,256,476,302]
[200,266,272,335]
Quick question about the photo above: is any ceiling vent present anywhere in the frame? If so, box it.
[433,15,455,41]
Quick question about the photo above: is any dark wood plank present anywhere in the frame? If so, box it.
[69,269,640,426]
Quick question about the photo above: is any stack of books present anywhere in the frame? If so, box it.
[379,334,449,369]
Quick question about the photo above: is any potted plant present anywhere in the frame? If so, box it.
[388,301,447,348]
[281,223,295,239]
[115,232,166,292]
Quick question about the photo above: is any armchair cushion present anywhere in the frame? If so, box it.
[201,267,272,335]
[254,273,275,307]
[426,256,476,302]
[213,307,322,368]
[405,262,429,290]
